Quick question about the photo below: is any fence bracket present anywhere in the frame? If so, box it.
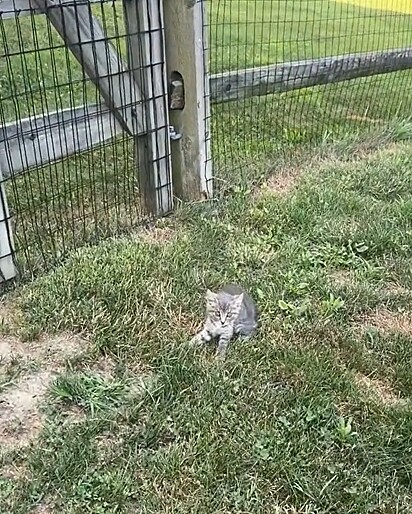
[169,126,182,141]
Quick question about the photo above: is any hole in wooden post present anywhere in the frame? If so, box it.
[169,71,185,110]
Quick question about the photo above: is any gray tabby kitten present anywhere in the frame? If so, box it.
[190,284,258,358]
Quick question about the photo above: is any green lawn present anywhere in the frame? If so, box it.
[2,131,412,512]
[1,1,412,274]
[337,0,412,14]
[2,3,412,510]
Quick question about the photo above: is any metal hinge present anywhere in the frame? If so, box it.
[169,125,182,141]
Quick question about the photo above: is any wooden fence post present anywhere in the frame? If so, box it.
[163,0,213,201]
[123,0,173,215]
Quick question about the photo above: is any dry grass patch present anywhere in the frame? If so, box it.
[0,460,27,481]
[174,306,201,335]
[381,282,411,297]
[354,372,407,407]
[95,429,125,456]
[329,270,355,287]
[136,223,176,245]
[260,150,341,197]
[255,139,410,201]
[0,297,24,336]
[32,497,56,514]
[0,371,54,448]
[346,114,382,124]
[0,332,89,448]
[265,166,302,196]
[356,308,412,336]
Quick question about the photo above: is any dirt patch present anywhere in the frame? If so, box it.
[264,166,302,196]
[329,270,354,287]
[0,332,88,448]
[357,308,412,336]
[0,333,87,367]
[0,337,30,361]
[87,355,116,379]
[37,333,87,365]
[0,371,54,447]
[355,372,407,407]
[61,405,87,424]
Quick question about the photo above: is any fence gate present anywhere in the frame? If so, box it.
[0,0,212,281]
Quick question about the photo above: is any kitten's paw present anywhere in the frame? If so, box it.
[215,350,226,361]
[189,335,203,347]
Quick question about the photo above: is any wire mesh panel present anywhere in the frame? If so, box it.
[206,0,412,182]
[0,0,172,280]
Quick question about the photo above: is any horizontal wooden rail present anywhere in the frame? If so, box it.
[0,0,108,19]
[1,47,412,177]
[210,47,412,104]
[0,104,124,177]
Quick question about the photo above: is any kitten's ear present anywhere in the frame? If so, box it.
[232,293,244,310]
[205,289,217,303]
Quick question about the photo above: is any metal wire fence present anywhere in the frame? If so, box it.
[206,0,412,180]
[0,0,171,281]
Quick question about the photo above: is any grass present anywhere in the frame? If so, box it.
[209,0,412,72]
[1,0,412,275]
[2,130,412,512]
[2,2,412,512]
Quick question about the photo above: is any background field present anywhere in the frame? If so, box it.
[337,0,412,14]
[210,0,412,168]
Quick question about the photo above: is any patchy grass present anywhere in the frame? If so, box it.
[354,372,408,407]
[0,332,89,448]
[1,138,412,512]
[357,308,412,336]
[1,1,412,275]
